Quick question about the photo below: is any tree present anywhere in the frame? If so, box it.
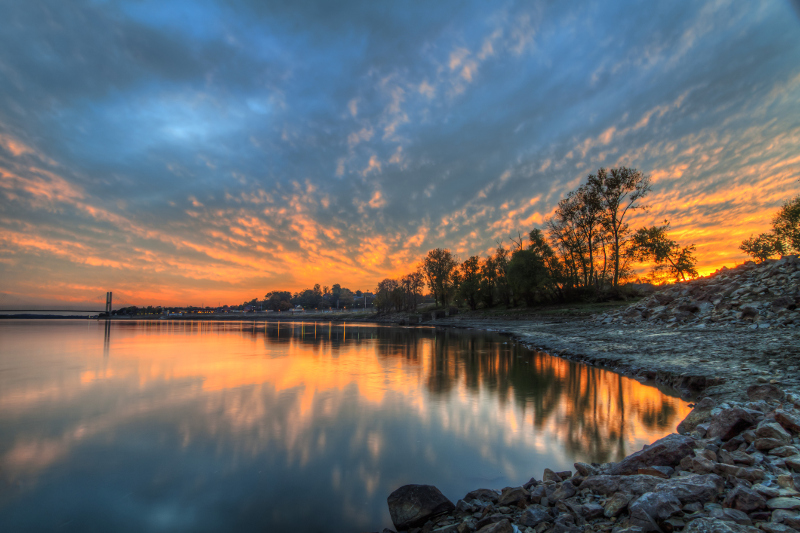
[628,222,698,283]
[479,256,497,308]
[741,193,800,261]
[457,256,482,310]
[740,233,780,263]
[374,279,399,313]
[421,248,458,307]
[507,248,550,306]
[588,167,651,289]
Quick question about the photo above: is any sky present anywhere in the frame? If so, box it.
[1,0,799,309]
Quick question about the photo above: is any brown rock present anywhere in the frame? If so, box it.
[548,482,576,503]
[542,468,561,482]
[496,486,529,508]
[607,434,695,476]
[715,463,765,482]
[387,484,456,530]
[772,509,800,529]
[706,408,758,441]
[786,455,800,473]
[476,518,513,533]
[757,422,793,443]
[768,498,800,510]
[776,409,800,434]
[678,398,717,434]
[757,438,791,451]
[604,491,631,517]
[723,485,767,512]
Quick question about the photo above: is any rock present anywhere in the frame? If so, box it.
[682,517,762,532]
[679,398,718,434]
[723,485,767,512]
[529,484,546,504]
[747,384,785,402]
[549,482,576,503]
[638,466,675,479]
[776,410,800,434]
[555,470,572,480]
[757,423,793,444]
[574,462,600,477]
[729,451,755,465]
[497,486,529,508]
[768,498,800,510]
[464,489,500,503]
[772,509,800,528]
[580,475,665,496]
[757,438,791,451]
[551,513,580,533]
[785,456,800,473]
[607,434,695,475]
[770,446,800,458]
[656,474,725,504]
[387,484,456,530]
[753,483,781,499]
[714,463,765,482]
[476,518,513,533]
[542,468,561,482]
[629,491,683,532]
[579,501,604,520]
[519,505,552,527]
[600,491,629,518]
[706,408,758,441]
[759,523,799,533]
[717,508,751,525]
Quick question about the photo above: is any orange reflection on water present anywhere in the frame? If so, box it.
[0,321,690,506]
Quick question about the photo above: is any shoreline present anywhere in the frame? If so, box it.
[374,316,800,533]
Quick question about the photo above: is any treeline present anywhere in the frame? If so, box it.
[374,167,699,312]
[243,284,369,312]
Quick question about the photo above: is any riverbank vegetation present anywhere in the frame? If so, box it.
[375,167,699,312]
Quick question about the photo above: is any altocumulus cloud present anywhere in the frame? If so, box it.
[0,0,799,307]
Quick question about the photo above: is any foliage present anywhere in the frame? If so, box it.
[741,193,800,262]
[421,248,459,307]
[628,222,698,282]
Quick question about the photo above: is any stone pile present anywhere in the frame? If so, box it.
[594,256,800,329]
[379,385,800,533]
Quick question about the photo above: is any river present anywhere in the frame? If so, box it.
[0,319,690,532]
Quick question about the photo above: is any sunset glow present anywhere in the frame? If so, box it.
[1,1,799,307]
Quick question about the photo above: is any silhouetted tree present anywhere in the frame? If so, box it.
[422,248,458,307]
[628,221,698,282]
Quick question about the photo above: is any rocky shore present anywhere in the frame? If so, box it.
[379,385,800,533]
[374,258,800,533]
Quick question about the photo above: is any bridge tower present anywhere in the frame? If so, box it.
[105,292,112,315]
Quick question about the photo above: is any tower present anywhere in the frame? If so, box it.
[105,292,112,315]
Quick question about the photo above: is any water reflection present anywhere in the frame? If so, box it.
[0,320,690,532]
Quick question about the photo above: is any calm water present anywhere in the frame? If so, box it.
[0,320,690,532]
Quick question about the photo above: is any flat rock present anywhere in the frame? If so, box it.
[776,409,800,433]
[785,456,800,473]
[579,474,665,496]
[656,474,725,504]
[747,384,785,402]
[683,517,762,532]
[768,497,800,510]
[638,466,674,478]
[606,434,695,475]
[387,484,455,530]
[464,488,499,503]
[759,523,800,533]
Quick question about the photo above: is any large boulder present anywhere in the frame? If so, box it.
[606,434,694,475]
[706,408,758,441]
[678,398,717,434]
[387,484,455,530]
